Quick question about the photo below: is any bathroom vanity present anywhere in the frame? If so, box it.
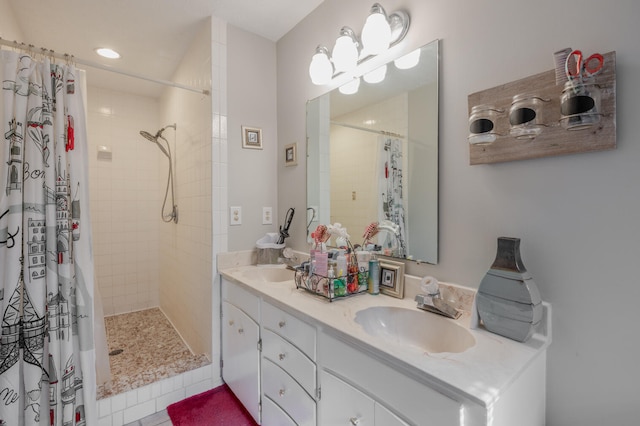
[219,261,551,426]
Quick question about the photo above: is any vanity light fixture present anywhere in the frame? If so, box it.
[308,3,410,87]
[309,46,333,85]
[332,27,359,73]
[361,3,392,55]
[95,47,121,59]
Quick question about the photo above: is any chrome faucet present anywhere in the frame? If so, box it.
[415,282,461,319]
[281,248,299,270]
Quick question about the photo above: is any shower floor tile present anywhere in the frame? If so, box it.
[98,307,210,399]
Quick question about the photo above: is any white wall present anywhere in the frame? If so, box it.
[0,0,22,40]
[227,25,279,250]
[277,0,640,424]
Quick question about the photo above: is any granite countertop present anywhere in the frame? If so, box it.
[218,255,551,408]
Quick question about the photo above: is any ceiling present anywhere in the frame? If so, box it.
[7,0,324,97]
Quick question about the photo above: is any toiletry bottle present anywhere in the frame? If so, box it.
[327,266,336,299]
[357,250,371,292]
[368,256,380,295]
[336,250,347,279]
[335,267,346,297]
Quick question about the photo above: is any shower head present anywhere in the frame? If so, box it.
[139,130,157,143]
[139,128,172,158]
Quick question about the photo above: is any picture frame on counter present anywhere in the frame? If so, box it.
[379,259,405,299]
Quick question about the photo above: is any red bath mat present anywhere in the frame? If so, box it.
[167,384,258,426]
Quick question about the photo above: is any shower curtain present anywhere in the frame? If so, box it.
[0,51,97,425]
[378,136,407,257]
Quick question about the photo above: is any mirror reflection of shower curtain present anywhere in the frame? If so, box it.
[378,136,407,257]
[0,50,97,425]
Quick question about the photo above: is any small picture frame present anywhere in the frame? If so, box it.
[284,143,297,166]
[242,126,262,149]
[379,259,405,299]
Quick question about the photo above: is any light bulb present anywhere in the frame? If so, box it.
[309,47,333,85]
[339,77,360,95]
[363,64,387,84]
[394,48,421,70]
[361,9,391,55]
[332,28,359,73]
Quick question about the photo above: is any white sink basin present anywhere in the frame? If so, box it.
[240,267,294,283]
[354,306,475,354]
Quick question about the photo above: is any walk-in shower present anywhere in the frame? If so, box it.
[140,124,179,223]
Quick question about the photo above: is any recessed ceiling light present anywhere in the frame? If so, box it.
[95,48,121,59]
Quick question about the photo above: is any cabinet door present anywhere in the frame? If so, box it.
[222,301,261,424]
[319,370,375,426]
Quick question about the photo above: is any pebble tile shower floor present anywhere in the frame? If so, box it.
[98,308,211,399]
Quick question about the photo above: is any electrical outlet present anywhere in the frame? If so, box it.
[262,207,273,225]
[230,206,242,226]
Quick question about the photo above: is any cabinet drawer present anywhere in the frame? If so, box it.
[375,403,410,426]
[262,302,316,360]
[262,395,297,426]
[263,329,316,397]
[222,278,260,322]
[262,358,316,426]
[320,370,375,426]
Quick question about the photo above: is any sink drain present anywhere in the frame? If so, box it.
[109,349,124,356]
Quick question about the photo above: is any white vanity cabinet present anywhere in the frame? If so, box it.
[261,301,317,426]
[221,278,261,424]
[319,332,463,426]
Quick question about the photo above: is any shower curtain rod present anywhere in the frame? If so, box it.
[0,37,210,96]
[330,121,405,139]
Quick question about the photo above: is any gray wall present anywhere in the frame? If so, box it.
[276,0,640,424]
[228,25,279,250]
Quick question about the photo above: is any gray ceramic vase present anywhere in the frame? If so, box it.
[476,237,542,342]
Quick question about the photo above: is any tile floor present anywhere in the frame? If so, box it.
[124,409,172,426]
[98,308,211,399]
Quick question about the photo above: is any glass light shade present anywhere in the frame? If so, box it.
[339,77,360,95]
[361,12,391,55]
[394,48,421,70]
[309,50,333,85]
[363,64,387,84]
[332,35,359,73]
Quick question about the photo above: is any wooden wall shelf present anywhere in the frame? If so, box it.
[468,51,616,165]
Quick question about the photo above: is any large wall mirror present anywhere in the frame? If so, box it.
[307,39,439,264]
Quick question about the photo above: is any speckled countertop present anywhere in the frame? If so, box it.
[218,252,551,408]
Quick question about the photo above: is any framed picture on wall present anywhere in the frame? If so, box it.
[284,143,297,166]
[379,259,405,298]
[242,126,262,149]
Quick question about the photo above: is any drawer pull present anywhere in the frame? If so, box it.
[349,417,361,425]
[238,328,244,334]
[228,320,234,326]
[278,353,286,361]
[278,320,286,328]
[278,388,286,397]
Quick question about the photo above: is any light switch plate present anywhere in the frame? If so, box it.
[262,207,273,225]
[230,206,242,226]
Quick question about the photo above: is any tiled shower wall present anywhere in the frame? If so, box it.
[87,87,164,316]
[158,19,214,359]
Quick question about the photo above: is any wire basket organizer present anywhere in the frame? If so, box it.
[295,266,368,302]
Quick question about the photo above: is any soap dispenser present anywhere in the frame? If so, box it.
[476,237,542,342]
